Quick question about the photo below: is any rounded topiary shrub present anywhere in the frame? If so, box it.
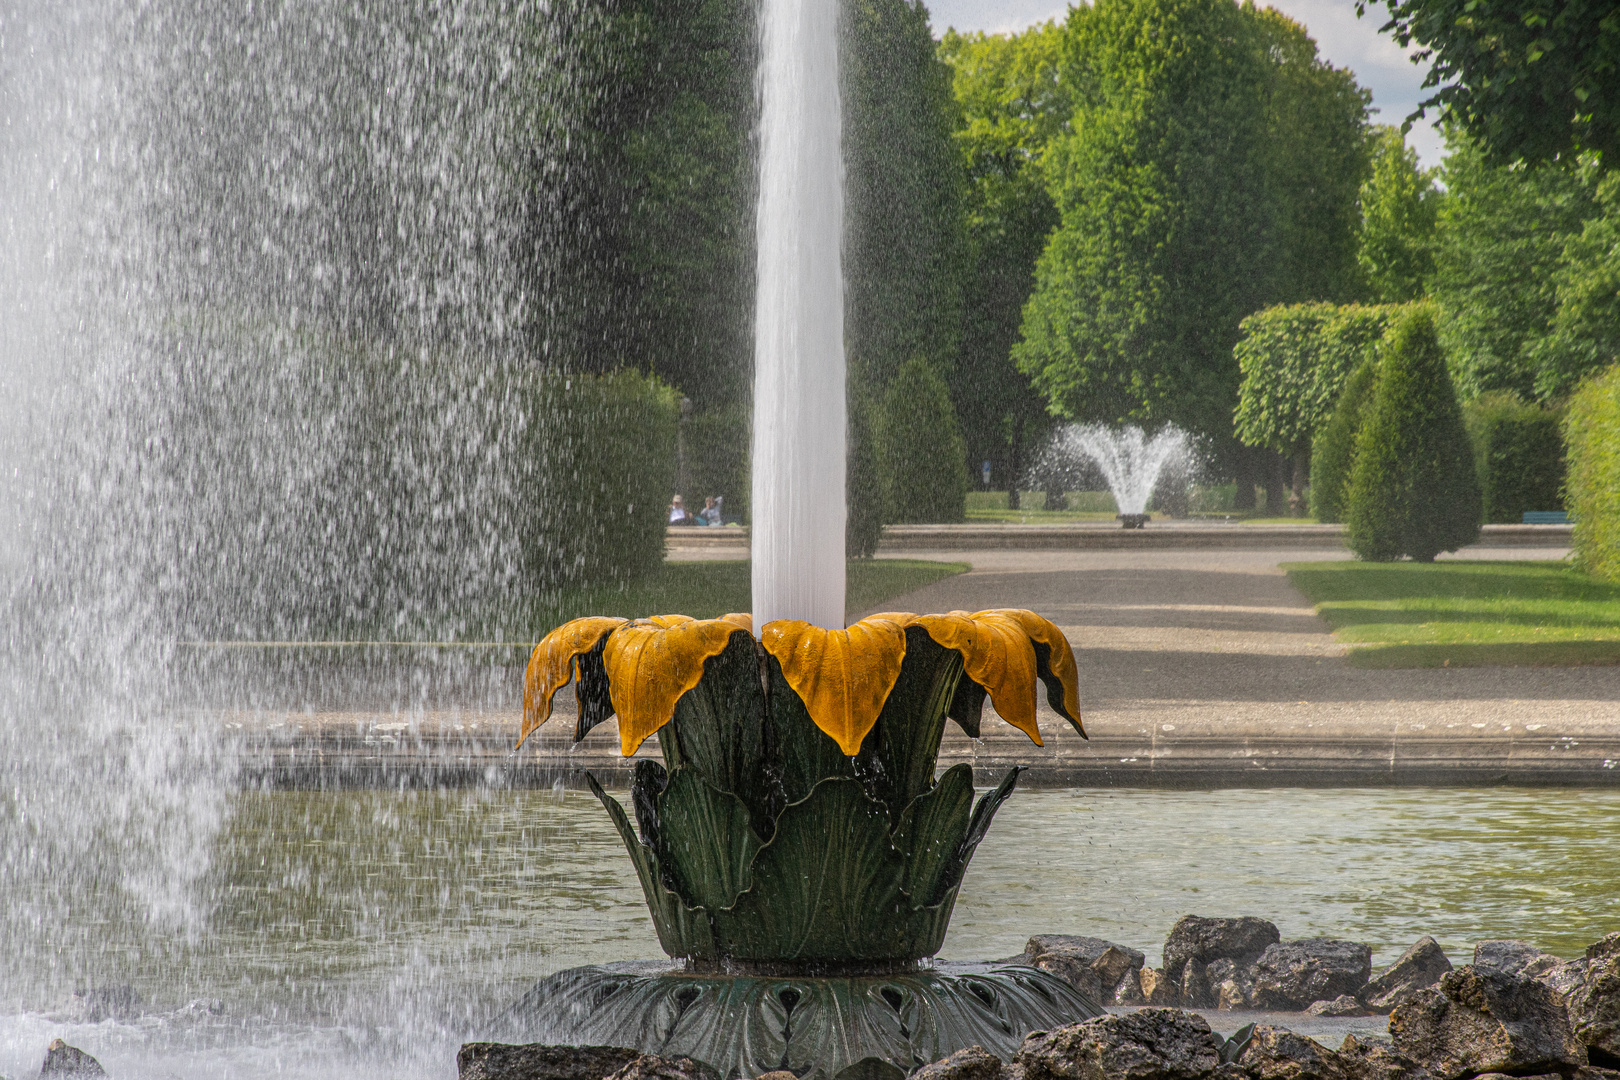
[878,357,969,524]
[1564,363,1620,582]
[1346,308,1481,561]
[1309,358,1380,524]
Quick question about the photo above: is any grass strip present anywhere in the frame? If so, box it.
[1283,559,1620,668]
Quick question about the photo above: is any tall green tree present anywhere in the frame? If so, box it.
[1430,132,1597,400]
[1357,0,1620,166]
[1357,126,1440,301]
[939,22,1070,501]
[846,0,970,541]
[1015,0,1370,445]
[1533,170,1620,398]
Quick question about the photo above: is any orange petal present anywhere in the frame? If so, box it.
[602,616,749,755]
[917,610,1044,745]
[520,617,626,748]
[760,616,909,756]
[719,612,754,634]
[996,609,1084,736]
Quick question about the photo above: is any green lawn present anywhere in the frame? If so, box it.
[1283,559,1620,668]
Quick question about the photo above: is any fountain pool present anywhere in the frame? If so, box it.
[2,785,1616,1078]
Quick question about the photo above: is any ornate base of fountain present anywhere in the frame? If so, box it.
[489,960,1103,1080]
[1117,513,1151,529]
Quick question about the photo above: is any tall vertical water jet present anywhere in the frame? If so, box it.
[751,0,846,629]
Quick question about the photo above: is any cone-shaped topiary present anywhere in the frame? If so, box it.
[1309,358,1380,524]
[1346,307,1481,561]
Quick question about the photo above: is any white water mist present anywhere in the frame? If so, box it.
[1042,424,1191,516]
[750,0,846,629]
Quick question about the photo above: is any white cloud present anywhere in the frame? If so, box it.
[924,0,1445,166]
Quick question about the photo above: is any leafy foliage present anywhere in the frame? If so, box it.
[1564,364,1620,581]
[1532,171,1620,399]
[1356,0,1620,165]
[1430,134,1597,400]
[1310,358,1382,524]
[1233,303,1406,455]
[1015,0,1371,440]
[1357,127,1440,302]
[879,358,970,523]
[1463,394,1567,523]
[940,23,1070,494]
[1347,307,1482,561]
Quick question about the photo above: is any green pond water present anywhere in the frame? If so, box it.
[3,785,1617,1079]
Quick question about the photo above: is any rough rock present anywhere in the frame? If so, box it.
[1359,937,1452,1014]
[40,1040,106,1077]
[1179,960,1214,1009]
[603,1055,717,1080]
[756,1072,799,1080]
[1306,995,1372,1018]
[1138,968,1180,1006]
[1389,966,1583,1080]
[457,1042,642,1080]
[1025,936,1146,1003]
[1591,934,1620,963]
[1233,1025,1343,1080]
[1254,940,1372,1011]
[1016,1008,1221,1080]
[909,1045,1004,1080]
[1162,918,1280,981]
[1569,954,1620,1065]
[1473,940,1563,980]
[1336,1033,1429,1080]
[1541,958,1591,998]
[1206,958,1255,1011]
[1112,968,1146,1006]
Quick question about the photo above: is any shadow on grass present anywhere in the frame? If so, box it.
[1349,641,1620,669]
[1321,606,1620,631]
[1286,561,1620,605]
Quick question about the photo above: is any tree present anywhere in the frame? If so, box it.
[1309,357,1381,524]
[1564,363,1620,582]
[878,357,970,522]
[845,0,971,539]
[940,22,1070,504]
[1346,306,1481,561]
[1015,0,1370,446]
[1357,127,1440,301]
[1233,303,1404,511]
[1430,133,1597,400]
[1356,0,1620,165]
[1532,170,1620,398]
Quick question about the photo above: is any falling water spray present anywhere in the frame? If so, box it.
[750,0,847,629]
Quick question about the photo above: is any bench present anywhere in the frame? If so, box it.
[1522,511,1572,525]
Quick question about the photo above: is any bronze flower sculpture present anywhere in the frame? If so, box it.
[496,610,1099,1078]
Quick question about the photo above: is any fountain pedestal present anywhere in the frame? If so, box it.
[1117,513,1152,529]
[490,961,1102,1080]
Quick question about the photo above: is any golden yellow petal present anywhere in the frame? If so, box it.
[719,612,754,634]
[939,611,1044,745]
[760,616,909,756]
[603,616,748,756]
[863,611,917,625]
[520,617,627,749]
[996,608,1084,736]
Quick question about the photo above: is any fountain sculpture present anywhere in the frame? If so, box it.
[494,0,1101,1074]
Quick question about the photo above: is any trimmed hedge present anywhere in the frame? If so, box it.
[1565,363,1620,581]
[1464,393,1567,524]
[1308,359,1379,524]
[1347,307,1481,561]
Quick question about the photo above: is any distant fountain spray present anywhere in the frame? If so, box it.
[750,0,846,629]
[1038,424,1191,523]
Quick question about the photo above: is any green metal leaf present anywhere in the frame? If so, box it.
[716,777,907,962]
[899,887,960,959]
[656,767,765,913]
[853,627,964,824]
[946,677,987,738]
[661,630,781,837]
[586,772,716,961]
[939,766,1022,895]
[891,763,974,910]
[768,654,855,806]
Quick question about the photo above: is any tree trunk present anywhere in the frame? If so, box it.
[1007,417,1023,511]
[1233,446,1258,510]
[1289,446,1311,517]
[1264,452,1288,516]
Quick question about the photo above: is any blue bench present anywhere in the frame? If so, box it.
[1522,511,1572,525]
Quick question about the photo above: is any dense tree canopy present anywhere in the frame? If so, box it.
[1533,171,1620,398]
[1429,133,1597,401]
[1357,0,1620,166]
[1015,0,1372,441]
[939,22,1069,494]
[1357,127,1440,302]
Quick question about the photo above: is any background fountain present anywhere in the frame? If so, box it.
[1032,423,1194,527]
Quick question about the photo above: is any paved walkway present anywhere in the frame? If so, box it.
[225,545,1620,788]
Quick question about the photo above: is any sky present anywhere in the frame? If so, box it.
[926,0,1446,167]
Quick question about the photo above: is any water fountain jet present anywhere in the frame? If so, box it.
[1035,424,1193,528]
